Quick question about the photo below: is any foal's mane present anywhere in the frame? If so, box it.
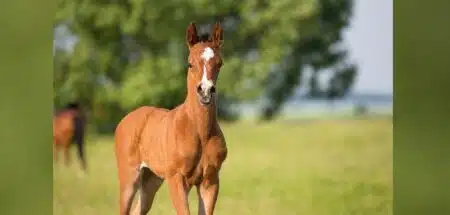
[65,102,80,110]
[199,33,211,43]
[54,102,81,117]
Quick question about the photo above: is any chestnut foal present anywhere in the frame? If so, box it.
[115,22,228,215]
[53,102,87,171]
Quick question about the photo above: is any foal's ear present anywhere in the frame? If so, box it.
[210,22,224,48]
[186,22,199,48]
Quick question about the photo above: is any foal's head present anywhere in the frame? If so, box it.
[185,22,224,106]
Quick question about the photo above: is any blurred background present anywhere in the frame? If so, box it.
[53,0,392,214]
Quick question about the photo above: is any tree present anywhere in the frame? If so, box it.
[261,0,357,120]
[54,0,356,132]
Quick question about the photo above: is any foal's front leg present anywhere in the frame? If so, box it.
[197,173,220,215]
[167,174,191,215]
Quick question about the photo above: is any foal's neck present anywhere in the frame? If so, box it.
[183,91,217,139]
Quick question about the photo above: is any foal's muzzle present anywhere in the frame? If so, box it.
[196,83,216,105]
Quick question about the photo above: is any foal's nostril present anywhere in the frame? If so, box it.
[196,85,202,94]
[210,86,216,94]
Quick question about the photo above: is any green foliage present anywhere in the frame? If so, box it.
[54,0,356,131]
[261,0,356,120]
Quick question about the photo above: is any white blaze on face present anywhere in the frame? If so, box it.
[200,47,215,93]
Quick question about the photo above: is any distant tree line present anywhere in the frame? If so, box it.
[54,0,356,133]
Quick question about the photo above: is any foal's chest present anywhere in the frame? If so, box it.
[179,136,227,185]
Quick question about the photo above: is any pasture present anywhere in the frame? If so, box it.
[53,117,392,215]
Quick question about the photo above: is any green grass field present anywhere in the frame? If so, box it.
[53,117,392,215]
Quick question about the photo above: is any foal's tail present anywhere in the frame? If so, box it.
[73,112,87,171]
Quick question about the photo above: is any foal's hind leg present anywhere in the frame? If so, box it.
[63,145,71,167]
[131,167,163,215]
[53,137,63,165]
[53,143,59,164]
[119,171,140,215]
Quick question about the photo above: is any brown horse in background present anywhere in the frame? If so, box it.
[53,102,87,172]
[115,22,228,215]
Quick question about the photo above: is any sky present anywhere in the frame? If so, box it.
[343,0,393,94]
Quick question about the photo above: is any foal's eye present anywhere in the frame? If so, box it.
[187,63,193,68]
